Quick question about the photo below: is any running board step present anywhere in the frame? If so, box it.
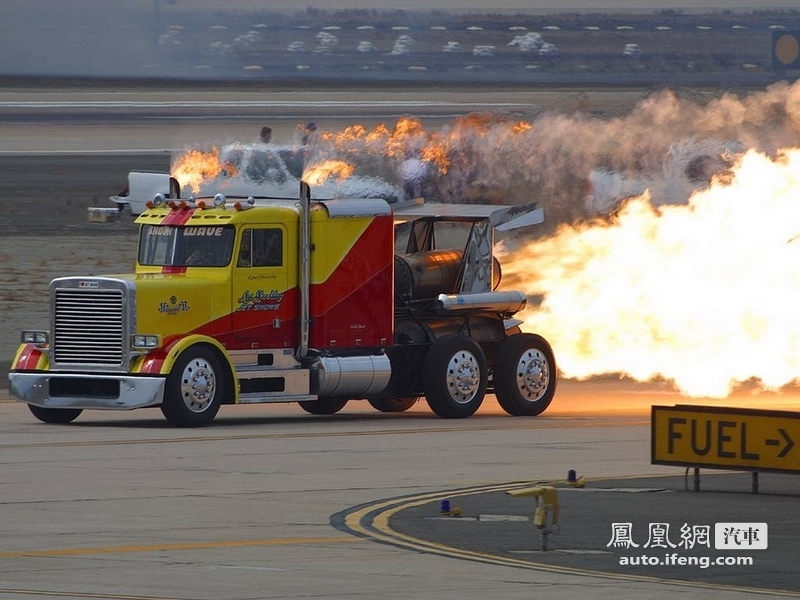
[235,367,311,402]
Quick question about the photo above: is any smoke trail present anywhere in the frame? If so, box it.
[308,80,800,230]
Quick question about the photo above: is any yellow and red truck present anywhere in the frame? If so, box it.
[9,183,556,426]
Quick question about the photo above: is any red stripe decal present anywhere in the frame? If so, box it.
[158,208,194,273]
[162,266,188,274]
[161,206,195,226]
[138,336,182,374]
[15,345,44,370]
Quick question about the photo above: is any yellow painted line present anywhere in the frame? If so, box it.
[0,536,356,559]
[345,480,800,599]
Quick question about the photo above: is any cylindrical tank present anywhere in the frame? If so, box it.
[394,250,503,302]
[394,249,463,302]
[311,354,392,398]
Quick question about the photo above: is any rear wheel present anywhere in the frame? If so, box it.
[494,333,557,416]
[161,345,225,427]
[28,405,82,424]
[367,397,418,413]
[299,399,349,415]
[423,335,487,419]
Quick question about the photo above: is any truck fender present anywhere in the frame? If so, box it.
[134,335,238,404]
[131,334,239,404]
[11,344,49,371]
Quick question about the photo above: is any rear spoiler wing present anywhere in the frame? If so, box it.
[392,198,544,231]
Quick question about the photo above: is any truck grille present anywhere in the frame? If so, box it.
[53,289,125,366]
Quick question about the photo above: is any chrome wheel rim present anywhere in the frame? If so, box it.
[180,357,217,413]
[446,350,481,404]
[515,348,550,403]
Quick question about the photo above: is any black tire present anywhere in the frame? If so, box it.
[423,335,487,419]
[298,399,349,415]
[28,405,82,424]
[160,346,225,427]
[367,397,418,413]
[494,333,557,416]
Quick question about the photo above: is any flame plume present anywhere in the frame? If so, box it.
[171,147,234,194]
[302,160,355,186]
[500,149,800,398]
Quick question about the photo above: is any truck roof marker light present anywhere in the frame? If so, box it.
[148,193,166,209]
[233,196,255,211]
[213,194,226,208]
[196,199,208,209]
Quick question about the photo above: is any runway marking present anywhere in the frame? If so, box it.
[0,590,183,600]
[0,101,530,109]
[336,480,800,598]
[0,418,648,450]
[0,536,356,559]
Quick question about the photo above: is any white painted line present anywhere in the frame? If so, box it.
[559,487,671,493]
[0,101,529,109]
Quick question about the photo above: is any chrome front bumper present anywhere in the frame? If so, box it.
[8,372,166,410]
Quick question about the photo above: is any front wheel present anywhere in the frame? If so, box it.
[367,397,418,413]
[298,399,349,415]
[423,335,487,419]
[161,345,225,427]
[493,333,557,416]
[28,405,82,424]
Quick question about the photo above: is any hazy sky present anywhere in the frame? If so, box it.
[167,0,800,9]
[176,0,799,9]
[5,0,800,12]
[2,0,796,78]
[170,0,800,8]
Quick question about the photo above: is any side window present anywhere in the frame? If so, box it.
[238,229,252,267]
[238,228,283,267]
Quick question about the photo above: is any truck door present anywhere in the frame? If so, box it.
[232,226,294,348]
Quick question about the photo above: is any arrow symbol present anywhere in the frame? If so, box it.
[765,428,795,458]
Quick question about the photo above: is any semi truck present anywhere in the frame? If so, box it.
[9,183,557,426]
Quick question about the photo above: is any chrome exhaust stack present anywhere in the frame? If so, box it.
[297,182,311,361]
[436,290,527,315]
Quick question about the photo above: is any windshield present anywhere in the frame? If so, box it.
[139,224,235,267]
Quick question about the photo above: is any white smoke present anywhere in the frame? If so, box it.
[307,80,800,230]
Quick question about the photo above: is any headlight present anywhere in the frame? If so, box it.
[131,334,160,349]
[21,330,48,345]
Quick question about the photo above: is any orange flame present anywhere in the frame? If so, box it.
[320,116,458,175]
[500,148,800,398]
[171,147,235,194]
[302,160,355,186]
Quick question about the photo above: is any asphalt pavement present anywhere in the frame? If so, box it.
[338,472,800,595]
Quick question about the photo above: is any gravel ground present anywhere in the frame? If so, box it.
[0,154,166,375]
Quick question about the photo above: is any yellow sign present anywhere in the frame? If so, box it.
[652,405,800,474]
